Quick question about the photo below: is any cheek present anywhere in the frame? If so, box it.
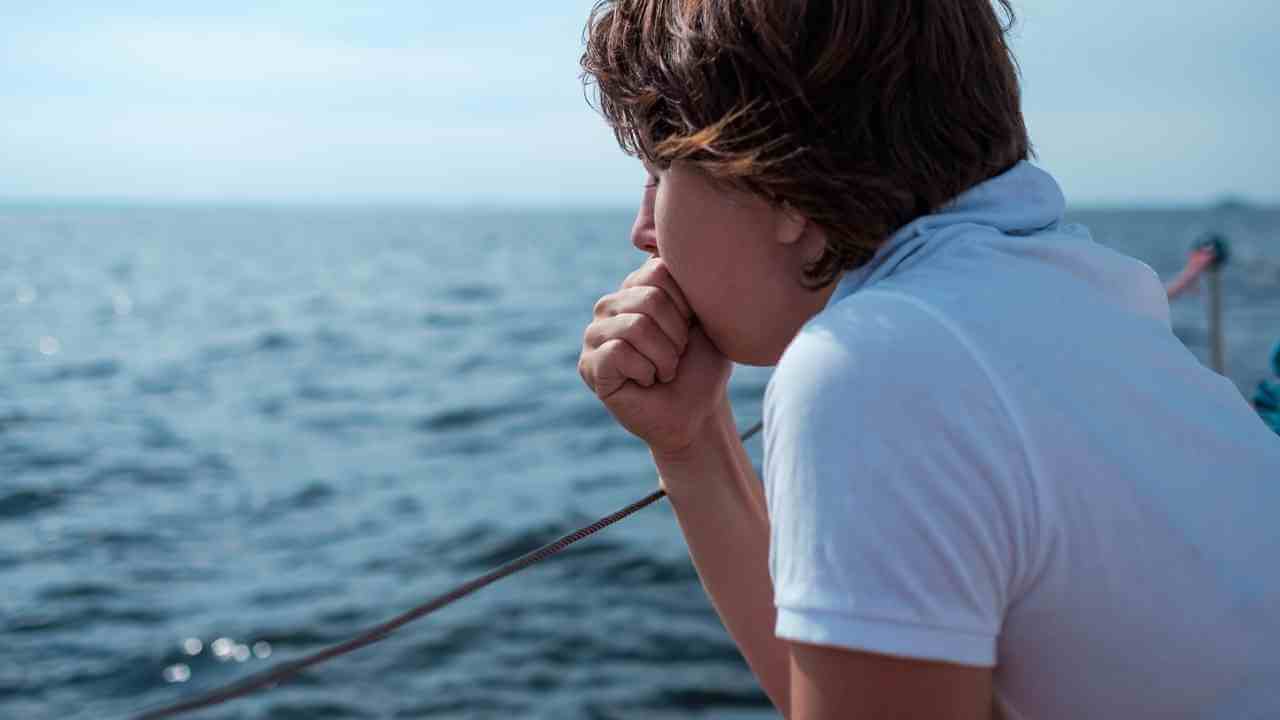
[656,202,755,305]
[652,212,705,300]
[650,175,778,359]
[656,233,739,350]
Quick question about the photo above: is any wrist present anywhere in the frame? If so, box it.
[649,398,736,467]
[651,400,753,500]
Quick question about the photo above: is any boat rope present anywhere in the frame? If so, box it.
[128,419,764,720]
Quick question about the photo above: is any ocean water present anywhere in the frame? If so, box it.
[1,204,1277,719]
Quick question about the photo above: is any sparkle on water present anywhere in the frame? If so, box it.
[16,284,36,304]
[37,336,60,356]
[161,637,274,684]
[210,637,233,660]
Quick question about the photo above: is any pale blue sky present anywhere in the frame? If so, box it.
[2,1,1277,207]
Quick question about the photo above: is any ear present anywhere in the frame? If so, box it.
[777,202,826,264]
[776,201,808,246]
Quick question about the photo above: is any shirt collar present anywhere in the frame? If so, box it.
[826,161,1066,307]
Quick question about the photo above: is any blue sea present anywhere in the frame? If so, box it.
[2,203,1278,719]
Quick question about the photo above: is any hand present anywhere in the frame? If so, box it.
[579,257,733,455]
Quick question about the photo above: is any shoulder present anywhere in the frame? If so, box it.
[766,289,993,425]
[763,286,1031,517]
[763,292,1031,667]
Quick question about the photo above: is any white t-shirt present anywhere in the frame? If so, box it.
[763,162,1280,719]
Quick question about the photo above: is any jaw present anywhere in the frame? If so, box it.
[713,290,837,368]
[701,316,792,368]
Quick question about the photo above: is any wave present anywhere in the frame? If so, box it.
[0,487,65,519]
[414,400,542,434]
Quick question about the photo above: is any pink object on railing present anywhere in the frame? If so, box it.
[1165,248,1217,299]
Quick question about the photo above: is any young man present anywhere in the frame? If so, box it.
[577,1,1280,718]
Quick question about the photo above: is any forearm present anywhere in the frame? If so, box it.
[654,401,790,713]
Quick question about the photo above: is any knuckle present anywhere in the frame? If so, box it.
[592,295,611,317]
[639,285,664,312]
[622,315,660,345]
[623,316,675,371]
[623,313,654,340]
[644,314,668,342]
[627,259,660,287]
[634,363,653,386]
[658,357,677,380]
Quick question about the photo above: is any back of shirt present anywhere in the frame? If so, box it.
[763,162,1280,719]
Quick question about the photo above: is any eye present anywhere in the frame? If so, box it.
[644,174,660,189]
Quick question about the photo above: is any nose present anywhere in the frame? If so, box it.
[630,198,658,255]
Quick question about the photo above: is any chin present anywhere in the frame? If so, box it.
[708,327,785,367]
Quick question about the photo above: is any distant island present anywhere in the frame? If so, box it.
[1212,195,1257,211]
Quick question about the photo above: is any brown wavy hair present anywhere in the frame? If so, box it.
[581,0,1030,287]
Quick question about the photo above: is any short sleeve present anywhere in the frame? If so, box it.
[763,290,1032,667]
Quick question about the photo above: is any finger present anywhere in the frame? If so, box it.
[578,353,596,393]
[592,287,689,356]
[588,339,658,398]
[622,257,693,322]
[583,313,680,382]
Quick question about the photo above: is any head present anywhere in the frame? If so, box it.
[582,0,1030,365]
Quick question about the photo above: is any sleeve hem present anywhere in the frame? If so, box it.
[775,606,997,668]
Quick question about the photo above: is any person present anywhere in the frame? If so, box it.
[575,1,1280,718]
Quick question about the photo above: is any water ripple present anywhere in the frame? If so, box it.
[42,359,121,383]
[0,487,65,519]
[443,283,502,303]
[87,463,189,487]
[260,700,377,719]
[414,400,542,433]
[0,409,51,433]
[37,582,121,602]
[6,605,169,634]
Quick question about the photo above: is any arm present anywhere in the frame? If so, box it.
[656,401,997,720]
[576,255,794,710]
[652,397,791,712]
[659,403,1001,720]
[788,641,993,720]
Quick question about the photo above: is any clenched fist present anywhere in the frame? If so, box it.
[579,257,733,455]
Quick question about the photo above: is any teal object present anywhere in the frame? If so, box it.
[1254,341,1280,435]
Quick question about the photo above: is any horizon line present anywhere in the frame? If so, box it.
[0,195,1275,214]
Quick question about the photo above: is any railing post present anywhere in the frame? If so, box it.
[1207,260,1225,375]
[1198,234,1230,376]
